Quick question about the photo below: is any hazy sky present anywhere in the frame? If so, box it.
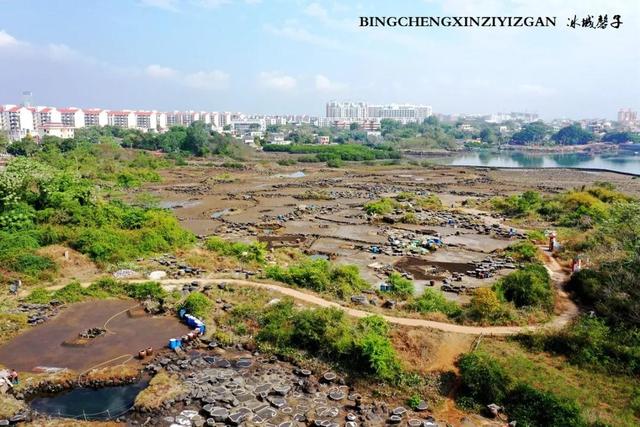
[0,0,638,119]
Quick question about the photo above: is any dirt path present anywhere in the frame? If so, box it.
[34,251,577,336]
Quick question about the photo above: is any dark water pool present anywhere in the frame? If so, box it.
[29,379,149,420]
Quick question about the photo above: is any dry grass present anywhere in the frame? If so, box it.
[0,393,25,418]
[13,370,76,395]
[134,370,185,411]
[36,245,101,286]
[81,364,139,384]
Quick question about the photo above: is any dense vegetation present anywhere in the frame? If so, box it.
[458,350,586,426]
[518,202,640,376]
[490,183,633,229]
[25,278,167,304]
[265,258,369,299]
[262,143,400,163]
[0,138,194,283]
[256,300,402,381]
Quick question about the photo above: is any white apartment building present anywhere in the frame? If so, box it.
[165,111,179,127]
[326,101,368,120]
[83,109,109,127]
[232,118,266,134]
[1,105,35,140]
[135,111,159,132]
[325,101,432,126]
[33,107,62,128]
[59,108,85,128]
[108,110,136,128]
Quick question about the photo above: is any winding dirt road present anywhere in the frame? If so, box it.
[37,250,578,336]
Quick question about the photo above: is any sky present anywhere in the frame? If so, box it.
[0,0,638,119]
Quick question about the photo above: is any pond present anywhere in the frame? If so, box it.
[431,150,640,175]
[29,378,149,420]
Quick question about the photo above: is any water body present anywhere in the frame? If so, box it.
[432,150,640,175]
[30,379,149,420]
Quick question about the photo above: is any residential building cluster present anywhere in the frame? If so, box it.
[0,102,316,142]
[323,101,433,129]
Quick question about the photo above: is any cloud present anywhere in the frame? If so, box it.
[0,30,21,47]
[258,71,297,90]
[47,43,83,61]
[304,3,328,20]
[139,0,179,12]
[264,23,343,50]
[184,70,230,90]
[197,0,232,8]
[146,64,178,78]
[314,74,346,92]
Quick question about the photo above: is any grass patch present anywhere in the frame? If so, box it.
[134,370,185,411]
[481,338,640,426]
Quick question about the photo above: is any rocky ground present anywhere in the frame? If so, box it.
[136,344,437,427]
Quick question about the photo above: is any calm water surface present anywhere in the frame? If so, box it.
[433,150,640,175]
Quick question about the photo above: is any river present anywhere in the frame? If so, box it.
[431,150,640,175]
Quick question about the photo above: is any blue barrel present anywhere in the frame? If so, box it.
[178,308,187,319]
[168,338,181,349]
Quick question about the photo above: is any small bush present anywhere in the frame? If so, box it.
[493,263,553,311]
[410,288,462,317]
[387,272,414,298]
[179,292,212,318]
[205,237,267,263]
[364,198,397,215]
[457,351,510,406]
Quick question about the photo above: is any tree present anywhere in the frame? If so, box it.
[602,131,640,144]
[510,121,551,145]
[0,133,10,153]
[552,124,593,145]
[7,135,39,156]
[349,122,361,131]
[182,121,210,156]
[479,128,498,144]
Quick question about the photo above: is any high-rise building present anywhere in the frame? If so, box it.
[325,101,432,125]
[618,108,637,125]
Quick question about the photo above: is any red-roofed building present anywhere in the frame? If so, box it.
[108,110,135,128]
[83,109,108,127]
[59,107,85,128]
[1,104,35,140]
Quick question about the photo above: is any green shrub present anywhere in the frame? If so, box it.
[265,258,368,299]
[493,263,553,311]
[505,383,586,427]
[457,351,510,406]
[205,237,267,263]
[387,272,414,298]
[256,301,400,381]
[179,292,212,318]
[410,288,462,317]
[505,241,538,262]
[364,198,397,215]
[125,281,167,300]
